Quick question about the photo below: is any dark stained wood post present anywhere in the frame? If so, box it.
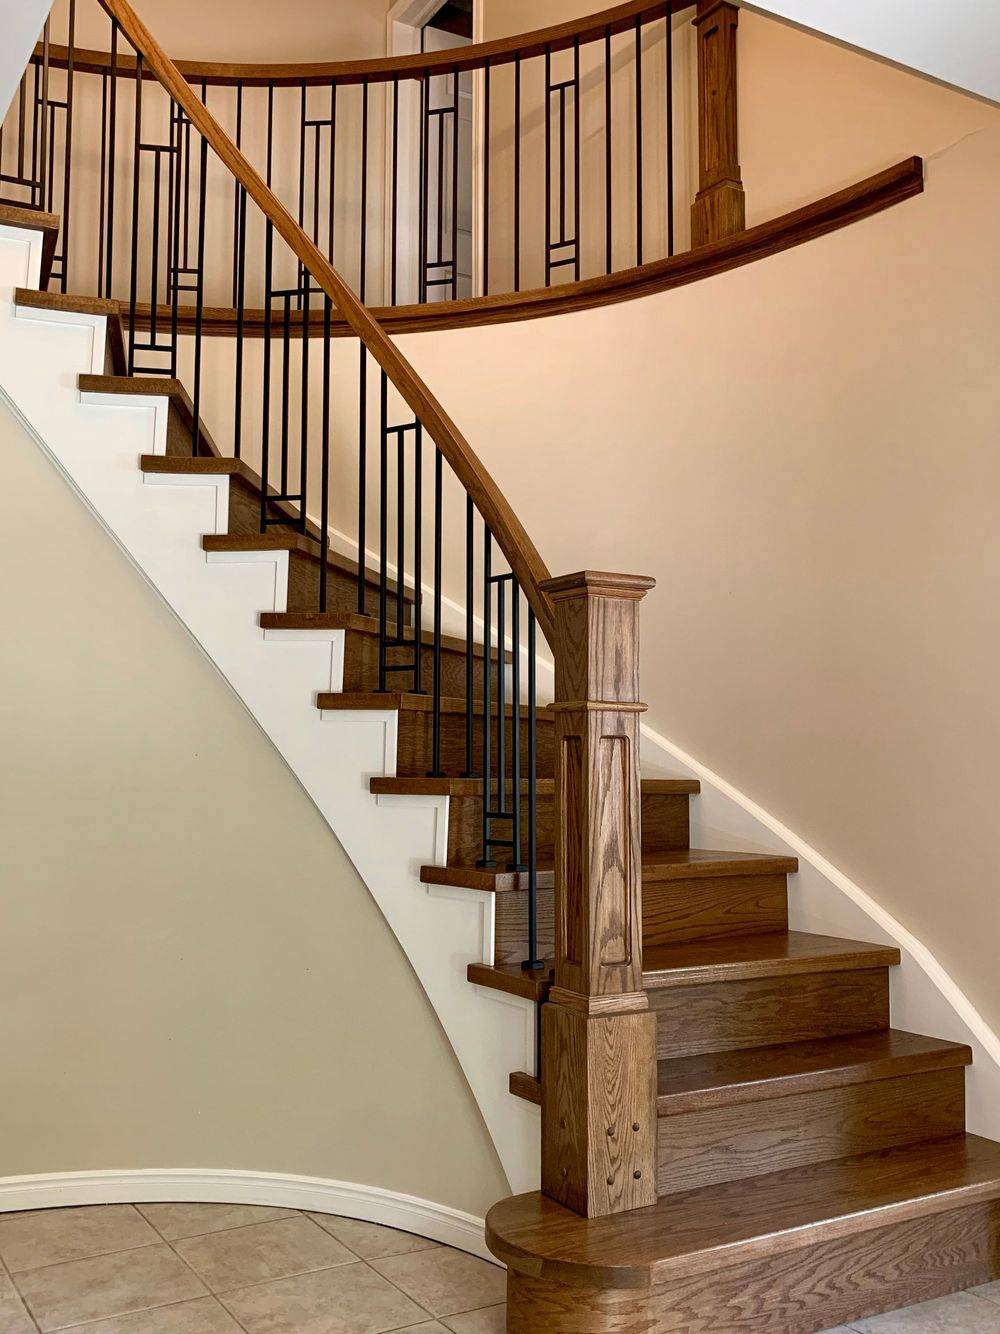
[691,0,746,247]
[538,571,658,1219]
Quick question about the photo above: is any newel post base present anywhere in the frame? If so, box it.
[691,0,746,247]
[538,572,658,1219]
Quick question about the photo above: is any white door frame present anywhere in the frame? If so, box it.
[384,0,485,302]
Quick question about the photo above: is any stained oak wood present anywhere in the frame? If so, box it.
[643,931,900,988]
[649,966,891,1059]
[486,1134,1000,1287]
[96,0,556,642]
[0,204,59,288]
[57,2,688,87]
[657,1029,972,1114]
[119,161,924,339]
[691,0,745,245]
[657,1066,966,1195]
[504,1199,1000,1331]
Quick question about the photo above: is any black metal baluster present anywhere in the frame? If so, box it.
[378,370,388,690]
[418,74,428,303]
[391,77,399,305]
[357,345,368,613]
[635,15,644,266]
[259,221,274,532]
[231,83,242,304]
[280,294,291,493]
[450,71,459,300]
[513,57,521,292]
[233,184,247,458]
[605,25,612,274]
[58,0,76,292]
[413,423,424,693]
[463,495,474,778]
[666,9,674,257]
[509,580,524,870]
[37,19,50,215]
[126,52,142,372]
[478,526,494,867]
[429,449,443,775]
[496,573,507,829]
[573,37,581,282]
[299,279,310,535]
[190,137,208,455]
[482,64,491,296]
[359,78,369,299]
[265,81,274,186]
[523,608,542,972]
[396,404,406,643]
[544,47,551,287]
[328,83,337,262]
[105,22,118,298]
[319,294,332,612]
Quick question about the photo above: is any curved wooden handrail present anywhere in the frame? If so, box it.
[121,158,924,340]
[95,0,555,641]
[46,0,688,87]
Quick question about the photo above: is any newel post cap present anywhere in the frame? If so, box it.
[540,570,656,602]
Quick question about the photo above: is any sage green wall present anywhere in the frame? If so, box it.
[0,399,508,1216]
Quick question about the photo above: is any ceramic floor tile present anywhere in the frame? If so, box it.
[442,1304,506,1333]
[220,1260,429,1333]
[0,1205,159,1272]
[850,1290,1000,1331]
[0,1262,36,1332]
[173,1215,356,1293]
[61,1295,244,1332]
[14,1243,208,1332]
[369,1249,506,1319]
[305,1214,439,1260]
[972,1284,1000,1307]
[136,1203,299,1241]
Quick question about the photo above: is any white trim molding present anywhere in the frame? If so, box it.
[0,1169,496,1263]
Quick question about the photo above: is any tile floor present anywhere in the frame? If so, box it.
[0,1203,997,1332]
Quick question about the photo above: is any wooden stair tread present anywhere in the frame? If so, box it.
[261,611,505,660]
[467,960,553,1002]
[642,931,901,989]
[375,776,699,798]
[510,1031,972,1112]
[657,1029,972,1114]
[486,1133,1000,1287]
[424,847,787,895]
[318,689,540,718]
[202,533,409,597]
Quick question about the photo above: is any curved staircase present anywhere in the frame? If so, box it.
[1,0,999,1329]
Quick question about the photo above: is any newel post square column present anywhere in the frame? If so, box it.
[691,0,746,247]
[538,571,658,1219]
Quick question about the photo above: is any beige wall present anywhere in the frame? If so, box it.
[400,15,1000,1036]
[0,399,508,1214]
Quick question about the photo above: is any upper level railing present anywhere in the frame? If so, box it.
[1,0,696,309]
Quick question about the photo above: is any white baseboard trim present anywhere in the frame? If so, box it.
[0,1169,497,1264]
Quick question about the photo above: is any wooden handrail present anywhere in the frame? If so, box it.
[95,0,555,641]
[45,0,689,86]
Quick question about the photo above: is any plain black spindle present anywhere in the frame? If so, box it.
[666,10,674,257]
[356,344,368,614]
[299,280,310,534]
[463,495,474,778]
[573,38,581,282]
[478,526,494,868]
[359,79,369,300]
[233,186,246,458]
[59,0,76,293]
[523,608,542,970]
[509,580,524,870]
[319,295,332,612]
[126,52,142,372]
[604,26,612,275]
[513,57,521,292]
[544,47,551,287]
[259,221,274,533]
[450,71,460,299]
[430,449,444,776]
[413,423,424,693]
[378,370,389,690]
[482,65,491,296]
[190,136,208,457]
[635,15,643,266]
[391,77,399,305]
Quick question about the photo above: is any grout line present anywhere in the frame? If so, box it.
[135,1205,304,1244]
[358,1256,439,1323]
[0,1249,41,1333]
[57,1292,239,1331]
[5,1241,162,1281]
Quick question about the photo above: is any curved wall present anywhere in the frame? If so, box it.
[399,19,1000,1041]
[0,395,508,1222]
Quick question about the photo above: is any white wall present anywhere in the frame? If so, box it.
[745,0,1000,105]
[0,0,52,119]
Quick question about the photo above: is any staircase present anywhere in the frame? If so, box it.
[2,0,999,1328]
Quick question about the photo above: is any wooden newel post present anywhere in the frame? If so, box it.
[538,571,658,1219]
[691,0,746,247]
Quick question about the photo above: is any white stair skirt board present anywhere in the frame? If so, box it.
[0,223,540,1209]
[4,221,999,1214]
[0,1170,496,1264]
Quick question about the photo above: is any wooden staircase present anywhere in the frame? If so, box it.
[3,0,998,1318]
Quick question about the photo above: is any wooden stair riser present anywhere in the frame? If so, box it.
[650,967,891,1060]
[490,865,784,969]
[393,708,556,779]
[444,789,691,867]
[642,872,788,947]
[504,1198,1000,1333]
[342,631,501,700]
[656,1067,966,1197]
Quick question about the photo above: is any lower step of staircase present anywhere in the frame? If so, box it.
[488,1134,1000,1333]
